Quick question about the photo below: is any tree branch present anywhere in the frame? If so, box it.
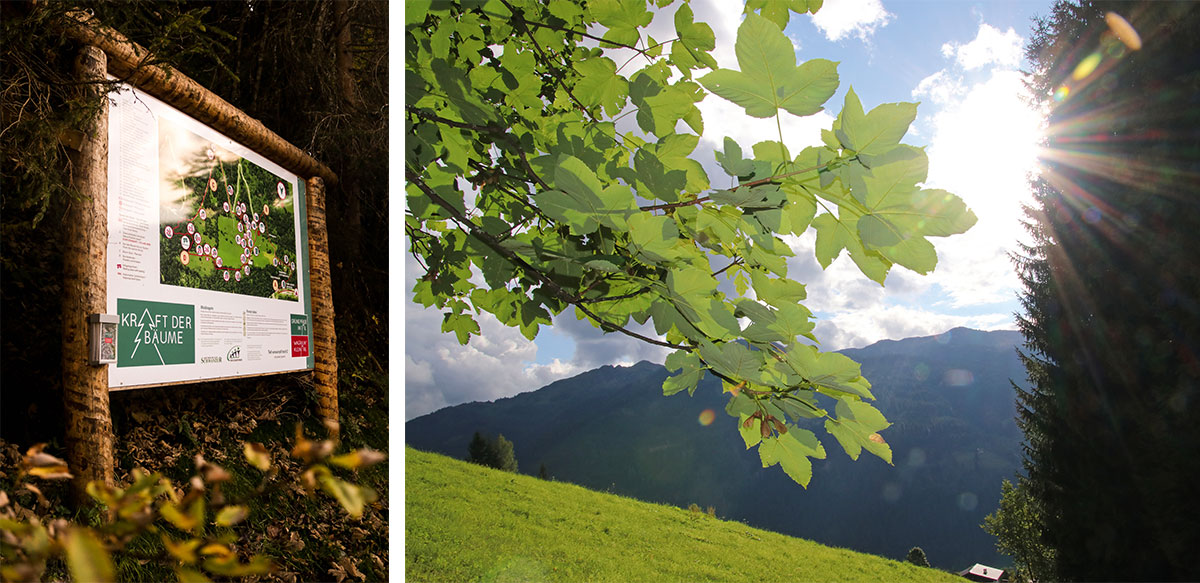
[408,170,691,351]
[578,285,651,304]
[711,259,742,278]
[407,106,552,192]
[574,303,690,349]
[499,0,598,122]
[405,106,506,134]
[640,196,712,212]
[512,13,644,52]
[637,161,831,212]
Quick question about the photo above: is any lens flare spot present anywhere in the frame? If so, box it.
[1104,39,1127,59]
[698,409,716,426]
[958,492,979,511]
[1101,73,1120,92]
[1053,85,1070,102]
[1083,207,1102,224]
[907,448,927,467]
[935,330,952,344]
[1072,52,1103,80]
[943,369,975,387]
[882,482,902,503]
[1105,12,1142,51]
[913,362,931,381]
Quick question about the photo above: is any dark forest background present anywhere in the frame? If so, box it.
[1,1,387,444]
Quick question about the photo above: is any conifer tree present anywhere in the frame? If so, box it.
[467,431,493,467]
[1015,1,1200,579]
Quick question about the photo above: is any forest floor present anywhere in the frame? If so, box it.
[0,355,389,582]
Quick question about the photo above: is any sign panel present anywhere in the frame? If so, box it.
[106,83,314,389]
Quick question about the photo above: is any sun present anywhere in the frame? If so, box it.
[923,68,1046,250]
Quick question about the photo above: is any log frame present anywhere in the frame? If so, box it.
[58,10,337,186]
[306,177,340,434]
[54,13,342,496]
[61,44,115,502]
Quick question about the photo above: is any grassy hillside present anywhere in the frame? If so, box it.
[406,330,1027,569]
[406,447,960,582]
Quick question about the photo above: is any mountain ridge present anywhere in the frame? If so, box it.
[406,327,1027,570]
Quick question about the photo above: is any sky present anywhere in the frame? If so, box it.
[402,0,1055,420]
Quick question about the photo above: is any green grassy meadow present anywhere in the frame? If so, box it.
[406,447,961,582]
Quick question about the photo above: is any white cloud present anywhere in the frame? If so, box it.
[777,231,1015,351]
[810,0,893,42]
[694,0,744,70]
[402,254,580,420]
[941,23,1023,71]
[814,306,1014,350]
[888,22,1042,311]
[771,20,1041,348]
[912,70,966,106]
[696,94,834,164]
[921,68,1041,306]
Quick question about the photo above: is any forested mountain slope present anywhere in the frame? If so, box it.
[407,328,1026,569]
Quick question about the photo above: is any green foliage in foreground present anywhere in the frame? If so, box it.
[1,431,384,582]
[407,0,977,489]
[405,447,960,582]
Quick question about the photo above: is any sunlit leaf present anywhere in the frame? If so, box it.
[163,536,202,564]
[574,57,628,117]
[318,473,377,519]
[738,413,763,449]
[664,349,705,396]
[836,87,917,156]
[328,449,387,471]
[243,442,271,472]
[699,14,839,118]
[64,528,115,583]
[214,505,248,527]
[758,429,825,487]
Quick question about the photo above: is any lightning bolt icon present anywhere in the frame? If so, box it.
[130,309,146,359]
[130,308,166,365]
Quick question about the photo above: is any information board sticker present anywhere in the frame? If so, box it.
[106,82,314,389]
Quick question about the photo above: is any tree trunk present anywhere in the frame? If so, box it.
[61,44,114,504]
[333,0,362,109]
[306,176,339,435]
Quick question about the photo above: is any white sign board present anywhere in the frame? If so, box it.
[106,83,314,389]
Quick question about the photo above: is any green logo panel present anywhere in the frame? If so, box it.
[290,314,309,336]
[117,299,196,367]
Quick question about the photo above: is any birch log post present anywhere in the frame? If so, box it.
[59,11,337,186]
[61,44,114,502]
[306,176,339,434]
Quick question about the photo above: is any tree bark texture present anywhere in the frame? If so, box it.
[61,44,115,504]
[333,0,363,109]
[306,176,339,434]
[59,11,338,186]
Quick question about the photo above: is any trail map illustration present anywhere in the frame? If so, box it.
[158,116,299,301]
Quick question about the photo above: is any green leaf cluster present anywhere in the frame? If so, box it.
[406,0,976,487]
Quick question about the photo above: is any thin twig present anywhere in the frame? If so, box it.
[408,169,691,351]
